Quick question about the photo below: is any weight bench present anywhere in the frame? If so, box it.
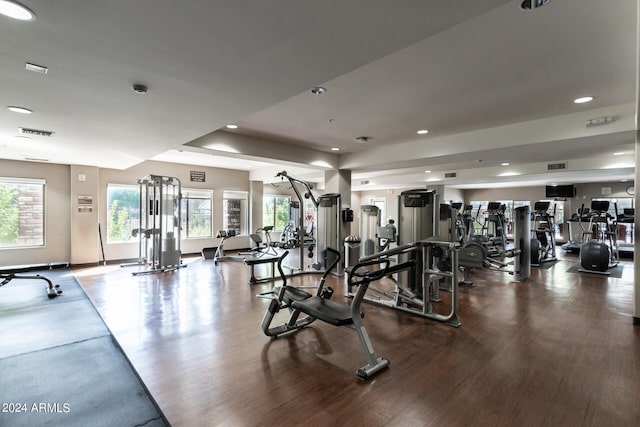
[290,256,391,380]
[0,263,65,298]
[244,251,288,284]
[262,248,391,379]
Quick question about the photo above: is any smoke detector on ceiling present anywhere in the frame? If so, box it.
[132,84,148,94]
[520,0,552,10]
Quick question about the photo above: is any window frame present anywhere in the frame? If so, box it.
[106,183,140,244]
[222,190,248,235]
[0,177,46,249]
[263,194,291,232]
[181,188,213,239]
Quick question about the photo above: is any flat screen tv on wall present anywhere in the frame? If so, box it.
[545,184,575,198]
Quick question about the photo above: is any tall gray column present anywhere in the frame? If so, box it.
[325,169,352,268]
[249,180,263,233]
[634,0,639,325]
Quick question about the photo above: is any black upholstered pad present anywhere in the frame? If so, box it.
[292,297,353,326]
[272,286,311,302]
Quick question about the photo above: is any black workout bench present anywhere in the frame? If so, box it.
[243,252,288,284]
[0,262,67,298]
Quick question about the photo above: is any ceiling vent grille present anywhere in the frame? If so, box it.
[18,127,54,137]
[360,180,370,185]
[444,172,457,178]
[547,162,567,171]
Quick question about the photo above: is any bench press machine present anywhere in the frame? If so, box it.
[260,247,391,379]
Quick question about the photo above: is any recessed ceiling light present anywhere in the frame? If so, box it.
[501,162,510,166]
[0,0,36,21]
[613,152,625,156]
[330,147,340,151]
[574,96,593,104]
[226,124,238,129]
[424,170,432,173]
[417,129,429,135]
[7,106,32,114]
[25,62,48,74]
[310,86,326,95]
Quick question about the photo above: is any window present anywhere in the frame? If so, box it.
[469,201,488,235]
[593,197,634,243]
[107,184,140,243]
[263,195,290,231]
[223,190,248,234]
[181,189,213,238]
[0,177,45,248]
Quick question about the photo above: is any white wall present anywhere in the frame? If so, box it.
[97,160,251,262]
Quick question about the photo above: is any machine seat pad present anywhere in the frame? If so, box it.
[243,255,280,265]
[292,297,354,326]
[273,286,312,302]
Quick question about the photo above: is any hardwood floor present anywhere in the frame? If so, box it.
[75,250,639,427]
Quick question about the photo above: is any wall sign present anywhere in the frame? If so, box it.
[190,171,206,182]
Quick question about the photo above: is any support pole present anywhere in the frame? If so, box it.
[634,0,639,325]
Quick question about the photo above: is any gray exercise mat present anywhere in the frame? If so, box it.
[566,262,623,279]
[0,270,168,427]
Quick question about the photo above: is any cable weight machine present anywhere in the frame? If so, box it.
[122,175,185,275]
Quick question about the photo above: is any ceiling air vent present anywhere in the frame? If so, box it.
[444,172,457,178]
[547,162,567,171]
[360,180,370,185]
[18,127,54,137]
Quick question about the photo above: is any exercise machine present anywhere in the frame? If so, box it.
[360,204,381,258]
[240,226,278,257]
[396,189,438,299]
[0,263,65,298]
[561,206,591,253]
[476,202,508,257]
[122,175,185,275]
[347,239,462,327]
[274,171,320,274]
[530,201,557,266]
[458,205,531,284]
[579,201,619,274]
[314,193,344,275]
[213,229,244,263]
[261,247,391,379]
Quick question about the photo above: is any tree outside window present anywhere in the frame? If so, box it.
[263,195,290,231]
[181,189,213,238]
[107,184,140,243]
[0,178,44,248]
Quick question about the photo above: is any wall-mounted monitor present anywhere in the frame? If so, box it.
[545,184,575,198]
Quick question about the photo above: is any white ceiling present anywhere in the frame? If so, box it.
[0,0,637,191]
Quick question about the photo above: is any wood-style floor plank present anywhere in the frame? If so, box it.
[75,251,640,427]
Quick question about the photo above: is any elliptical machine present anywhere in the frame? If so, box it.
[530,201,557,266]
[579,200,619,274]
